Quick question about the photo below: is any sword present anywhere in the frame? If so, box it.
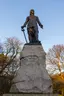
[21,28,28,43]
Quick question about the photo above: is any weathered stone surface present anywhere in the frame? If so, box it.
[3,93,58,96]
[10,44,53,93]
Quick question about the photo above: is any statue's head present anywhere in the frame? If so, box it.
[30,9,34,15]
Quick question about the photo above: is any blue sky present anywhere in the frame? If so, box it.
[0,0,64,52]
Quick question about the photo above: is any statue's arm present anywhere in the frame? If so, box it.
[36,16,43,28]
[22,17,29,27]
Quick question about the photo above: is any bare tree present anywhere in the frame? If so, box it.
[0,37,23,93]
[0,42,3,53]
[46,45,64,76]
[0,37,22,76]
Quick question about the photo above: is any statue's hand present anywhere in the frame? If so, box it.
[41,25,43,29]
[21,26,24,29]
[21,26,25,31]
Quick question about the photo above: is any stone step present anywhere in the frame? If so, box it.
[3,93,58,96]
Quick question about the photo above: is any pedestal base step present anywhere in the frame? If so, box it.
[3,93,58,96]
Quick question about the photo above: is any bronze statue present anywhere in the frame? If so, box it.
[21,9,43,43]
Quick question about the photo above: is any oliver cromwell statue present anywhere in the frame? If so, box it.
[21,9,43,43]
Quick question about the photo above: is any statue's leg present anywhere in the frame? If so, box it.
[29,34,32,42]
[27,31,32,43]
[35,32,39,41]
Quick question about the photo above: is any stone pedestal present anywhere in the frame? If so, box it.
[10,44,53,93]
